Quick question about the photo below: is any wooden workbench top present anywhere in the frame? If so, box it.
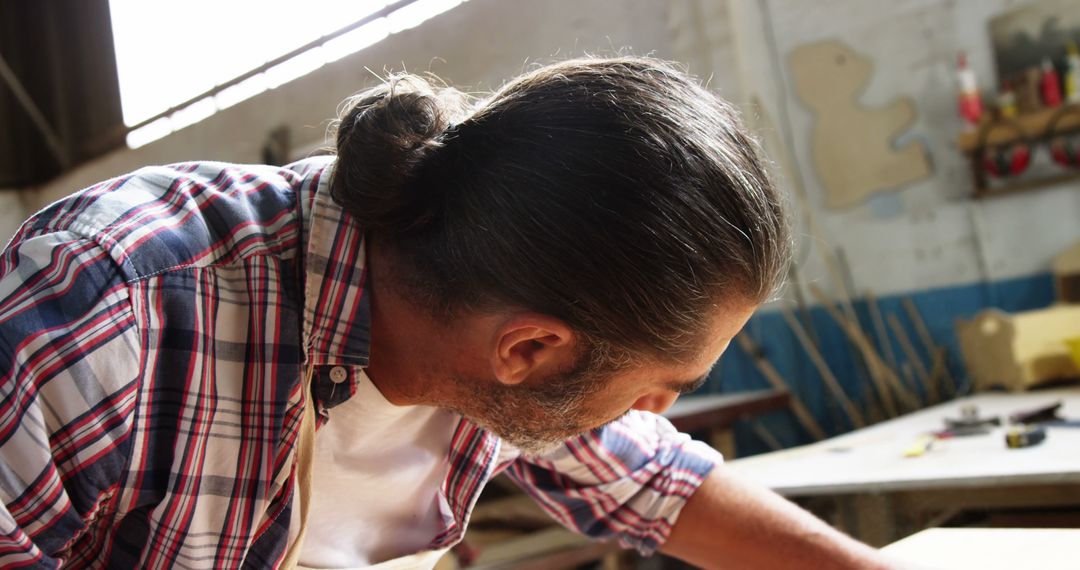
[728,387,1080,496]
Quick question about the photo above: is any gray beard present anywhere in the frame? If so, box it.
[448,366,608,456]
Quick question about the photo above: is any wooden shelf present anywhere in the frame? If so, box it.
[974,171,1080,199]
[958,104,1080,153]
[957,104,1080,197]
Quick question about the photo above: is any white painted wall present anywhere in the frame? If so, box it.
[732,0,1080,301]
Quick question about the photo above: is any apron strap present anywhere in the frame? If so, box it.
[281,364,318,570]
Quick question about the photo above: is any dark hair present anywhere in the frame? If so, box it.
[330,57,790,368]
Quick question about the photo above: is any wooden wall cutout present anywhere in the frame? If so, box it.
[789,39,932,209]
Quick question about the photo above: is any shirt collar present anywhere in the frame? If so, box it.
[298,157,372,369]
[295,160,503,508]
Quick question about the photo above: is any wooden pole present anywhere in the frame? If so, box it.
[780,305,866,428]
[751,419,784,451]
[865,291,900,372]
[735,334,827,441]
[789,265,847,432]
[825,249,879,397]
[809,285,898,416]
[928,348,948,402]
[788,265,822,349]
[826,247,861,327]
[863,293,905,416]
[900,364,921,402]
[810,285,920,415]
[901,298,958,396]
[888,313,935,404]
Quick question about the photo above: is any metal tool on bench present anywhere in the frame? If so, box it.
[1009,400,1080,427]
[1001,399,1080,448]
[905,404,999,458]
[944,404,1000,436]
[903,433,947,457]
[1005,424,1047,448]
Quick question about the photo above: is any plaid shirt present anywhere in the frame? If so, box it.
[0,156,720,569]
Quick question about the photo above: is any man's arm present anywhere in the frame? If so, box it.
[503,410,724,555]
[664,465,902,569]
[0,232,141,567]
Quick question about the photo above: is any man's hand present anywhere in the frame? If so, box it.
[662,465,906,569]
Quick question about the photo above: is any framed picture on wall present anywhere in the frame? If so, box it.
[990,0,1080,110]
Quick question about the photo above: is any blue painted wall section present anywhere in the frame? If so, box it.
[704,272,1056,457]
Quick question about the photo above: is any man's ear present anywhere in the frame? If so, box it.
[491,313,576,385]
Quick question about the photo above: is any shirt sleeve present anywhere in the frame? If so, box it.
[0,231,141,568]
[502,410,723,555]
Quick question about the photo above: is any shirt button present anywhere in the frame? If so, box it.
[329,366,348,384]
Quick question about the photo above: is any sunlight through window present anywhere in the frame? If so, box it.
[110,0,464,148]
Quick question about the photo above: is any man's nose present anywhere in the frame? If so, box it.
[631,391,679,415]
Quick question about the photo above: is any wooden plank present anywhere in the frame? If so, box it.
[834,250,882,418]
[810,284,901,416]
[865,291,900,373]
[901,297,956,396]
[887,313,933,404]
[883,528,1080,570]
[809,285,916,415]
[663,389,790,434]
[735,334,827,440]
[780,305,865,428]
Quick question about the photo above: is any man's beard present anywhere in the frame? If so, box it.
[449,361,610,456]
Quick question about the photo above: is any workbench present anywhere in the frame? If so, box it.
[663,387,791,458]
[882,528,1080,569]
[728,386,1080,546]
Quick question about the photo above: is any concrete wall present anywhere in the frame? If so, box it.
[4,0,738,243]
[732,0,1080,300]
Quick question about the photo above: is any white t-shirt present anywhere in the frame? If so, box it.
[291,369,458,568]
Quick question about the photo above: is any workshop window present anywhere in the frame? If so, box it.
[110,0,465,148]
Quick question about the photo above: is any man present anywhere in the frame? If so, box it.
[0,57,897,568]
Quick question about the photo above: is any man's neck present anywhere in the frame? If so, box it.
[366,265,430,405]
[364,243,488,408]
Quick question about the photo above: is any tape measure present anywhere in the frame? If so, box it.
[1005,425,1047,449]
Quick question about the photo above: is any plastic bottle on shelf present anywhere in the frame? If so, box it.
[1065,41,1080,104]
[998,80,1018,118]
[1041,57,1063,108]
[956,52,983,129]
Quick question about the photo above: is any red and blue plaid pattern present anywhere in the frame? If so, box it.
[0,156,719,568]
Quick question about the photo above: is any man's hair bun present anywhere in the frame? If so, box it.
[330,75,469,233]
[328,58,791,370]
